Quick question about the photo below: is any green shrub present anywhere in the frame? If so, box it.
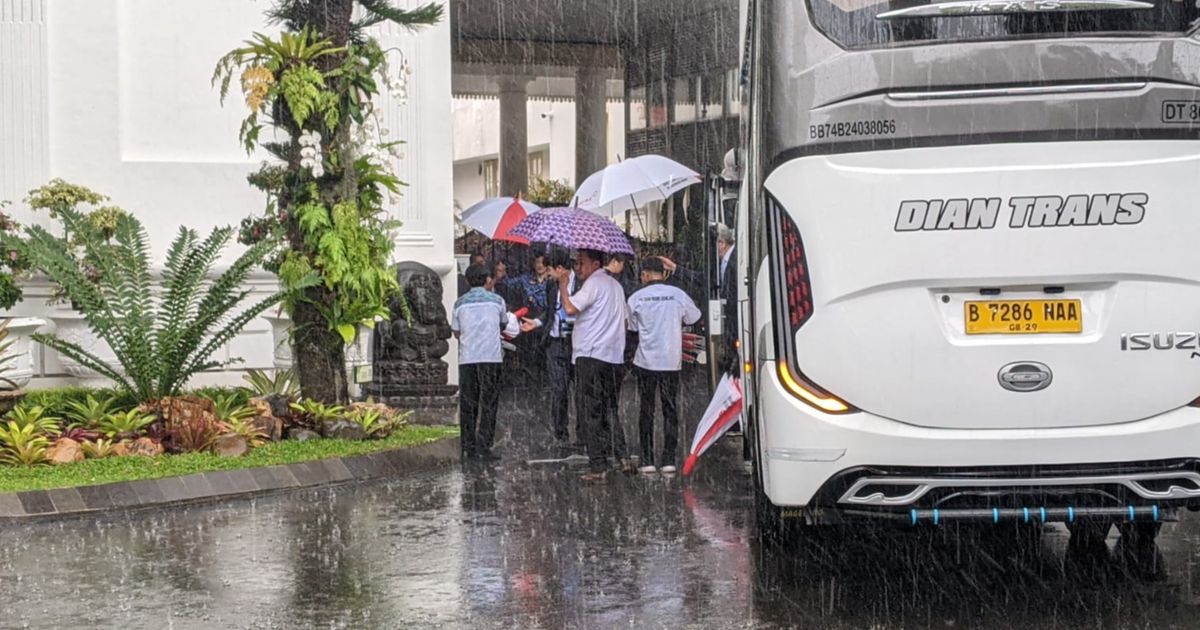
[22,387,137,417]
[12,199,302,401]
[191,386,252,408]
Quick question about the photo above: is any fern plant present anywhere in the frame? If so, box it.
[11,202,311,401]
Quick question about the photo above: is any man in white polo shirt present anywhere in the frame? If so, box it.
[556,248,629,480]
[628,257,701,474]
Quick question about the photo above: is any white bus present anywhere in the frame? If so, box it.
[734,0,1200,548]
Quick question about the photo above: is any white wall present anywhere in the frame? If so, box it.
[0,0,455,387]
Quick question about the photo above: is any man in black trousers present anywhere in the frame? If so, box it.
[521,249,580,451]
[554,248,629,482]
[453,264,520,461]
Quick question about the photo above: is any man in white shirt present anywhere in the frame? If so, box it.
[627,258,702,474]
[452,264,520,461]
[556,248,630,480]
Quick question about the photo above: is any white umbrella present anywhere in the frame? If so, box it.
[460,196,540,244]
[572,154,701,217]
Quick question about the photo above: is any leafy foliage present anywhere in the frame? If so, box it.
[527,177,576,206]
[215,2,440,403]
[265,1,443,43]
[243,368,300,398]
[63,394,119,429]
[0,422,49,467]
[81,438,118,459]
[210,393,256,423]
[96,410,155,441]
[6,406,62,437]
[9,197,307,401]
[0,204,30,311]
[224,417,269,448]
[289,399,345,426]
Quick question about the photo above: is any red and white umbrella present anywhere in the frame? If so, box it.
[683,374,744,476]
[460,196,541,244]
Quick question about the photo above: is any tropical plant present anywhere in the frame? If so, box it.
[9,195,310,401]
[214,1,441,404]
[164,415,225,454]
[347,407,390,438]
[210,392,256,423]
[527,177,575,206]
[81,438,117,459]
[6,406,62,436]
[59,426,101,443]
[288,399,345,426]
[243,368,300,398]
[0,421,49,467]
[96,409,155,441]
[224,416,269,448]
[63,394,119,429]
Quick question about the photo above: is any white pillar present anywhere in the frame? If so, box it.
[0,0,50,210]
[497,76,530,197]
[575,66,608,186]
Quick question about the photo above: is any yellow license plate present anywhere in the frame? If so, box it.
[964,299,1083,335]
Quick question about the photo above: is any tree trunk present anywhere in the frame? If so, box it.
[292,288,348,403]
[287,0,355,405]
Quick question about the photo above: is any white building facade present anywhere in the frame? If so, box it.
[0,0,456,387]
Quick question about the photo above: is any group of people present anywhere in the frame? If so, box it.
[452,237,721,481]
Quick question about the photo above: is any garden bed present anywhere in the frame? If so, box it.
[0,424,457,494]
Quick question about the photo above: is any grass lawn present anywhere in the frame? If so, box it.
[0,425,459,494]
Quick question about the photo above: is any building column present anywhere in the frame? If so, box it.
[575,66,608,186]
[497,76,531,197]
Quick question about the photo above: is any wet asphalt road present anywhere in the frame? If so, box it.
[3,376,1200,629]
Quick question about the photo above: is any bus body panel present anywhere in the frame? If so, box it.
[758,362,1200,507]
[765,140,1200,430]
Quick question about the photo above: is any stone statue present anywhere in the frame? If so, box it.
[367,261,456,399]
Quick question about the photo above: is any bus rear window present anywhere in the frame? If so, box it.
[807,0,1200,48]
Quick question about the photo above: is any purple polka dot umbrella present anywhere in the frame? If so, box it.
[507,207,635,256]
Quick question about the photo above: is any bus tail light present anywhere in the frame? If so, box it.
[765,193,856,414]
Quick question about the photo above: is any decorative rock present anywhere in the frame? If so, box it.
[46,438,84,465]
[286,428,321,442]
[127,437,165,457]
[110,442,130,457]
[321,419,368,441]
[247,397,284,441]
[212,434,249,458]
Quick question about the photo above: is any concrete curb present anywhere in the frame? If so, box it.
[0,436,460,521]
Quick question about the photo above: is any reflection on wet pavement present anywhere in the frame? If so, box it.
[1,381,1199,629]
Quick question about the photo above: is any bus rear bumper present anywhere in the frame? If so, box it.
[758,363,1200,516]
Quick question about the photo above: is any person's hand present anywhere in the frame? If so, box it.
[520,318,540,333]
[658,256,678,273]
[557,271,571,288]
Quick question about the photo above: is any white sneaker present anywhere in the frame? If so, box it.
[638,465,657,474]
[660,465,677,474]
